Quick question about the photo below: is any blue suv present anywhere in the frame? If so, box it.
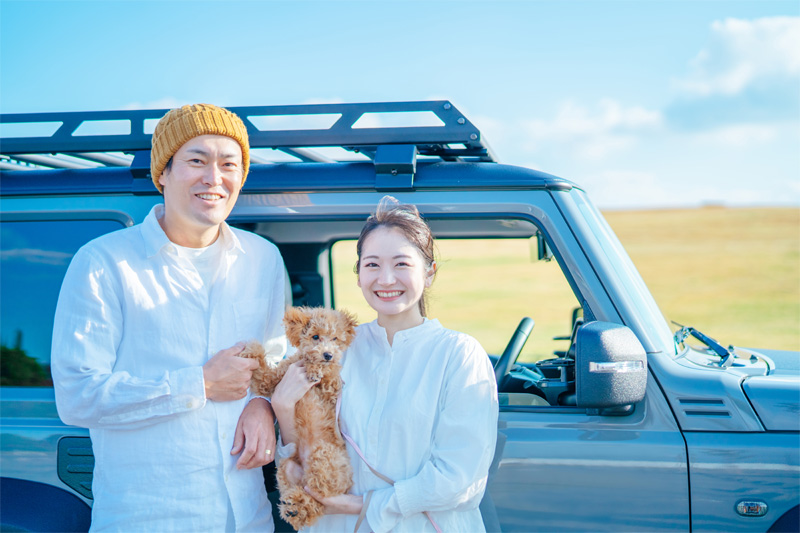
[1,101,798,532]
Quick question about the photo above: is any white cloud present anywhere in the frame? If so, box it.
[691,123,779,147]
[579,169,796,210]
[785,178,800,197]
[470,114,510,159]
[676,16,800,97]
[529,99,662,137]
[523,99,662,159]
[578,170,685,209]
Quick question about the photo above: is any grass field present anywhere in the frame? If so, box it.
[332,206,800,358]
[604,206,800,352]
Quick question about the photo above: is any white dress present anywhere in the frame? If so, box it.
[301,318,498,532]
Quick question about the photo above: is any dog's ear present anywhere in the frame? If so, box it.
[283,306,313,348]
[338,309,358,344]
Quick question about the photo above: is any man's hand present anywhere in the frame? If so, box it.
[232,397,277,469]
[203,342,258,402]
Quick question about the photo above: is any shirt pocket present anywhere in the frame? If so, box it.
[233,298,270,342]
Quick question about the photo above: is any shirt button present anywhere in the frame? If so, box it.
[185,401,194,409]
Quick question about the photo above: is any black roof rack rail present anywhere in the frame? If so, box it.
[0,101,496,171]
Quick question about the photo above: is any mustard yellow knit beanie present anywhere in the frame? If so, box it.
[150,104,250,193]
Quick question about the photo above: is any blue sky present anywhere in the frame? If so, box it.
[2,0,798,209]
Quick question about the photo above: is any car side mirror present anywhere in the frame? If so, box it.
[575,321,647,410]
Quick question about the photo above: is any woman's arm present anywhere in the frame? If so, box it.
[303,487,363,516]
[273,360,364,516]
[270,361,318,448]
[274,352,365,515]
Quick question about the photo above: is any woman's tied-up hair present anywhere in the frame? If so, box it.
[355,195,437,316]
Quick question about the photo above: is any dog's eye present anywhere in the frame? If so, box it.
[312,335,320,341]
[333,337,338,341]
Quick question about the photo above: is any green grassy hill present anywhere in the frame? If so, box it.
[604,206,800,352]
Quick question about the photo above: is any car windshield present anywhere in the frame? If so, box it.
[569,191,676,355]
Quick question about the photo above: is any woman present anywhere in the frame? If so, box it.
[271,196,498,532]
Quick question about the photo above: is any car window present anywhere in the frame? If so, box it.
[0,219,124,386]
[331,237,580,363]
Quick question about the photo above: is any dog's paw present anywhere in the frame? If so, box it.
[279,498,298,518]
[238,340,264,360]
[306,369,322,383]
[279,488,324,530]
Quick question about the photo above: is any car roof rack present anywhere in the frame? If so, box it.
[0,100,496,173]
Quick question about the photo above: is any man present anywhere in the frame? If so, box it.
[52,104,286,532]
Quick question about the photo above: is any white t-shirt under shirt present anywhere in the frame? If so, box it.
[173,236,224,288]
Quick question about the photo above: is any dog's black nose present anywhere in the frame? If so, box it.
[323,352,333,361]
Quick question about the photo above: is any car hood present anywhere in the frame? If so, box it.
[756,348,800,376]
[741,349,800,431]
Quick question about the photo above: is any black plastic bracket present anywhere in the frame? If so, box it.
[374,145,417,191]
[129,150,159,195]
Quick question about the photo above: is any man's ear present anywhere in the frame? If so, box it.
[283,306,312,348]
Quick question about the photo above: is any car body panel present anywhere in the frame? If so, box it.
[742,375,800,431]
[487,374,689,532]
[0,387,91,507]
[686,432,800,532]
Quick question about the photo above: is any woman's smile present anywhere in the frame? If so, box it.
[375,290,404,299]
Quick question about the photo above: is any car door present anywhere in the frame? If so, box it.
[482,374,689,532]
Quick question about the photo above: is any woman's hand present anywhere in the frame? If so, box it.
[270,361,319,448]
[304,486,363,516]
[271,361,318,414]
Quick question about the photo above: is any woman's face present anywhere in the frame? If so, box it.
[357,226,434,326]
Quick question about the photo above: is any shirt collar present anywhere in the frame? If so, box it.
[141,204,245,258]
[365,317,441,344]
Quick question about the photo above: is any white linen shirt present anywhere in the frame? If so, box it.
[294,318,498,533]
[52,204,287,532]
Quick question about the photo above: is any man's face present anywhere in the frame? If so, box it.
[158,134,243,246]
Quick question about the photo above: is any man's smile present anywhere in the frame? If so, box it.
[196,193,224,201]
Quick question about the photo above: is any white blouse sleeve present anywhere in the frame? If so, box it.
[365,337,499,532]
[51,247,206,430]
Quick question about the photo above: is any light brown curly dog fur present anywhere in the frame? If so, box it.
[239,306,357,530]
